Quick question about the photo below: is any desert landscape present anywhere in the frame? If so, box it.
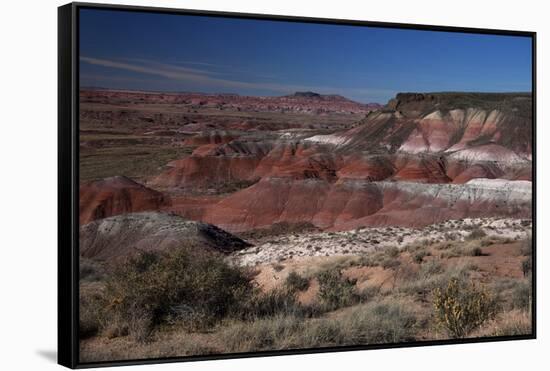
[78,88,533,362]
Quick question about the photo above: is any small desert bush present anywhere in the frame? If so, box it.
[433,278,498,338]
[102,248,252,341]
[317,268,358,310]
[285,271,310,292]
[466,228,487,240]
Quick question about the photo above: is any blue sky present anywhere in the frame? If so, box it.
[79,8,532,103]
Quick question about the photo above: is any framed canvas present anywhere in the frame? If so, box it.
[58,2,536,368]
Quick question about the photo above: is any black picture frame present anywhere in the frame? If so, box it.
[58,2,537,368]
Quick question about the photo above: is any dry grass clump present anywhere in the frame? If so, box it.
[218,298,420,353]
[241,287,316,319]
[398,260,472,299]
[358,246,402,268]
[474,310,532,337]
[491,277,532,312]
[439,240,485,259]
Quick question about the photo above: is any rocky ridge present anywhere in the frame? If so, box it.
[80,211,251,260]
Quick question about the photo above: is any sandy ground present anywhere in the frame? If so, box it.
[232,217,531,266]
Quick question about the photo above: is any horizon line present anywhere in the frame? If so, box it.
[79,86,532,105]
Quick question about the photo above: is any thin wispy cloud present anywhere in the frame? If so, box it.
[118,58,220,76]
[121,58,279,80]
[80,56,393,102]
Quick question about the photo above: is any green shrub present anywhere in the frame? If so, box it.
[285,271,310,292]
[433,278,498,338]
[317,268,357,310]
[103,248,253,341]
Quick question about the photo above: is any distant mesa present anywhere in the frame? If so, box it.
[291,91,322,98]
[79,211,251,261]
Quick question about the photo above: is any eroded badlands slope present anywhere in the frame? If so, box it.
[149,93,532,231]
[79,90,532,232]
[80,176,170,225]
